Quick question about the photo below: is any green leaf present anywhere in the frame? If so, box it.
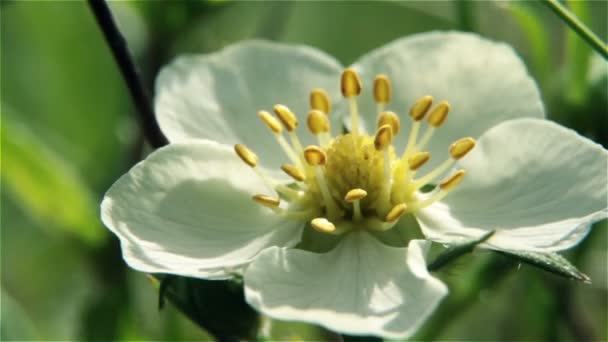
[506,1,551,86]
[1,108,105,245]
[1,288,40,341]
[427,231,495,271]
[564,0,593,105]
[497,249,591,283]
[153,275,260,341]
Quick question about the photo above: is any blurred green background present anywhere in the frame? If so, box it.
[1,1,606,341]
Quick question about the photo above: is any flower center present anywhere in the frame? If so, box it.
[234,69,475,235]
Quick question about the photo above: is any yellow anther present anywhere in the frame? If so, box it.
[311,217,336,233]
[409,95,433,121]
[281,164,305,182]
[310,88,331,114]
[408,151,431,171]
[374,124,393,151]
[373,74,392,104]
[341,68,362,98]
[234,144,258,167]
[307,110,330,134]
[252,194,280,208]
[439,170,466,191]
[449,137,476,159]
[303,145,327,166]
[258,110,283,134]
[377,111,400,135]
[344,188,368,203]
[427,101,450,127]
[385,203,407,222]
[273,104,298,132]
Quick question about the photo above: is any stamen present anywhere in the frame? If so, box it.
[303,146,327,166]
[274,104,305,165]
[449,137,476,159]
[377,111,400,135]
[252,194,280,208]
[439,169,466,191]
[408,151,430,171]
[341,68,362,98]
[374,125,394,214]
[311,217,336,233]
[374,124,393,151]
[412,137,476,189]
[385,203,407,222]
[410,170,466,211]
[341,68,362,138]
[258,110,301,167]
[417,101,450,150]
[345,188,367,222]
[409,95,433,121]
[310,88,331,114]
[307,110,330,146]
[304,146,342,219]
[234,144,258,167]
[344,188,367,202]
[374,74,391,115]
[402,96,433,159]
[273,104,298,132]
[258,110,283,134]
[427,101,450,127]
[281,164,305,182]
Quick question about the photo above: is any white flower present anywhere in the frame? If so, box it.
[101,31,608,338]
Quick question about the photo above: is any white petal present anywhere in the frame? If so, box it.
[244,232,447,339]
[417,118,608,252]
[347,31,544,169]
[101,140,304,279]
[155,40,343,170]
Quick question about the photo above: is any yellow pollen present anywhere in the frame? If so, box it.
[344,188,368,203]
[377,111,400,135]
[310,88,331,114]
[449,137,476,159]
[273,104,298,132]
[427,101,450,127]
[311,217,336,233]
[252,194,280,208]
[439,170,466,191]
[258,110,283,134]
[373,74,392,104]
[281,164,305,182]
[408,151,431,171]
[341,68,362,98]
[303,145,327,166]
[374,124,393,151]
[234,144,258,167]
[385,203,407,222]
[409,95,433,121]
[307,110,330,134]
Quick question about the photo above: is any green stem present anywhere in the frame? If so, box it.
[455,0,475,32]
[543,0,608,59]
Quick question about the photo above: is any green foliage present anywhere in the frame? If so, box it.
[2,109,104,245]
[1,1,606,341]
[498,249,590,283]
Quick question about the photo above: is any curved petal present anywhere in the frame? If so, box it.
[244,232,447,339]
[155,40,343,171]
[101,140,304,279]
[417,118,608,252]
[345,31,544,169]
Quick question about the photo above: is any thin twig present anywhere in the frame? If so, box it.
[88,0,168,148]
[543,0,608,60]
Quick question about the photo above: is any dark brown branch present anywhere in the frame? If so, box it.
[88,0,168,148]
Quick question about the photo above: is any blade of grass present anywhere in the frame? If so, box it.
[543,0,608,60]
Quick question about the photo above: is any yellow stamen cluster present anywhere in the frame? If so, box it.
[234,69,476,235]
